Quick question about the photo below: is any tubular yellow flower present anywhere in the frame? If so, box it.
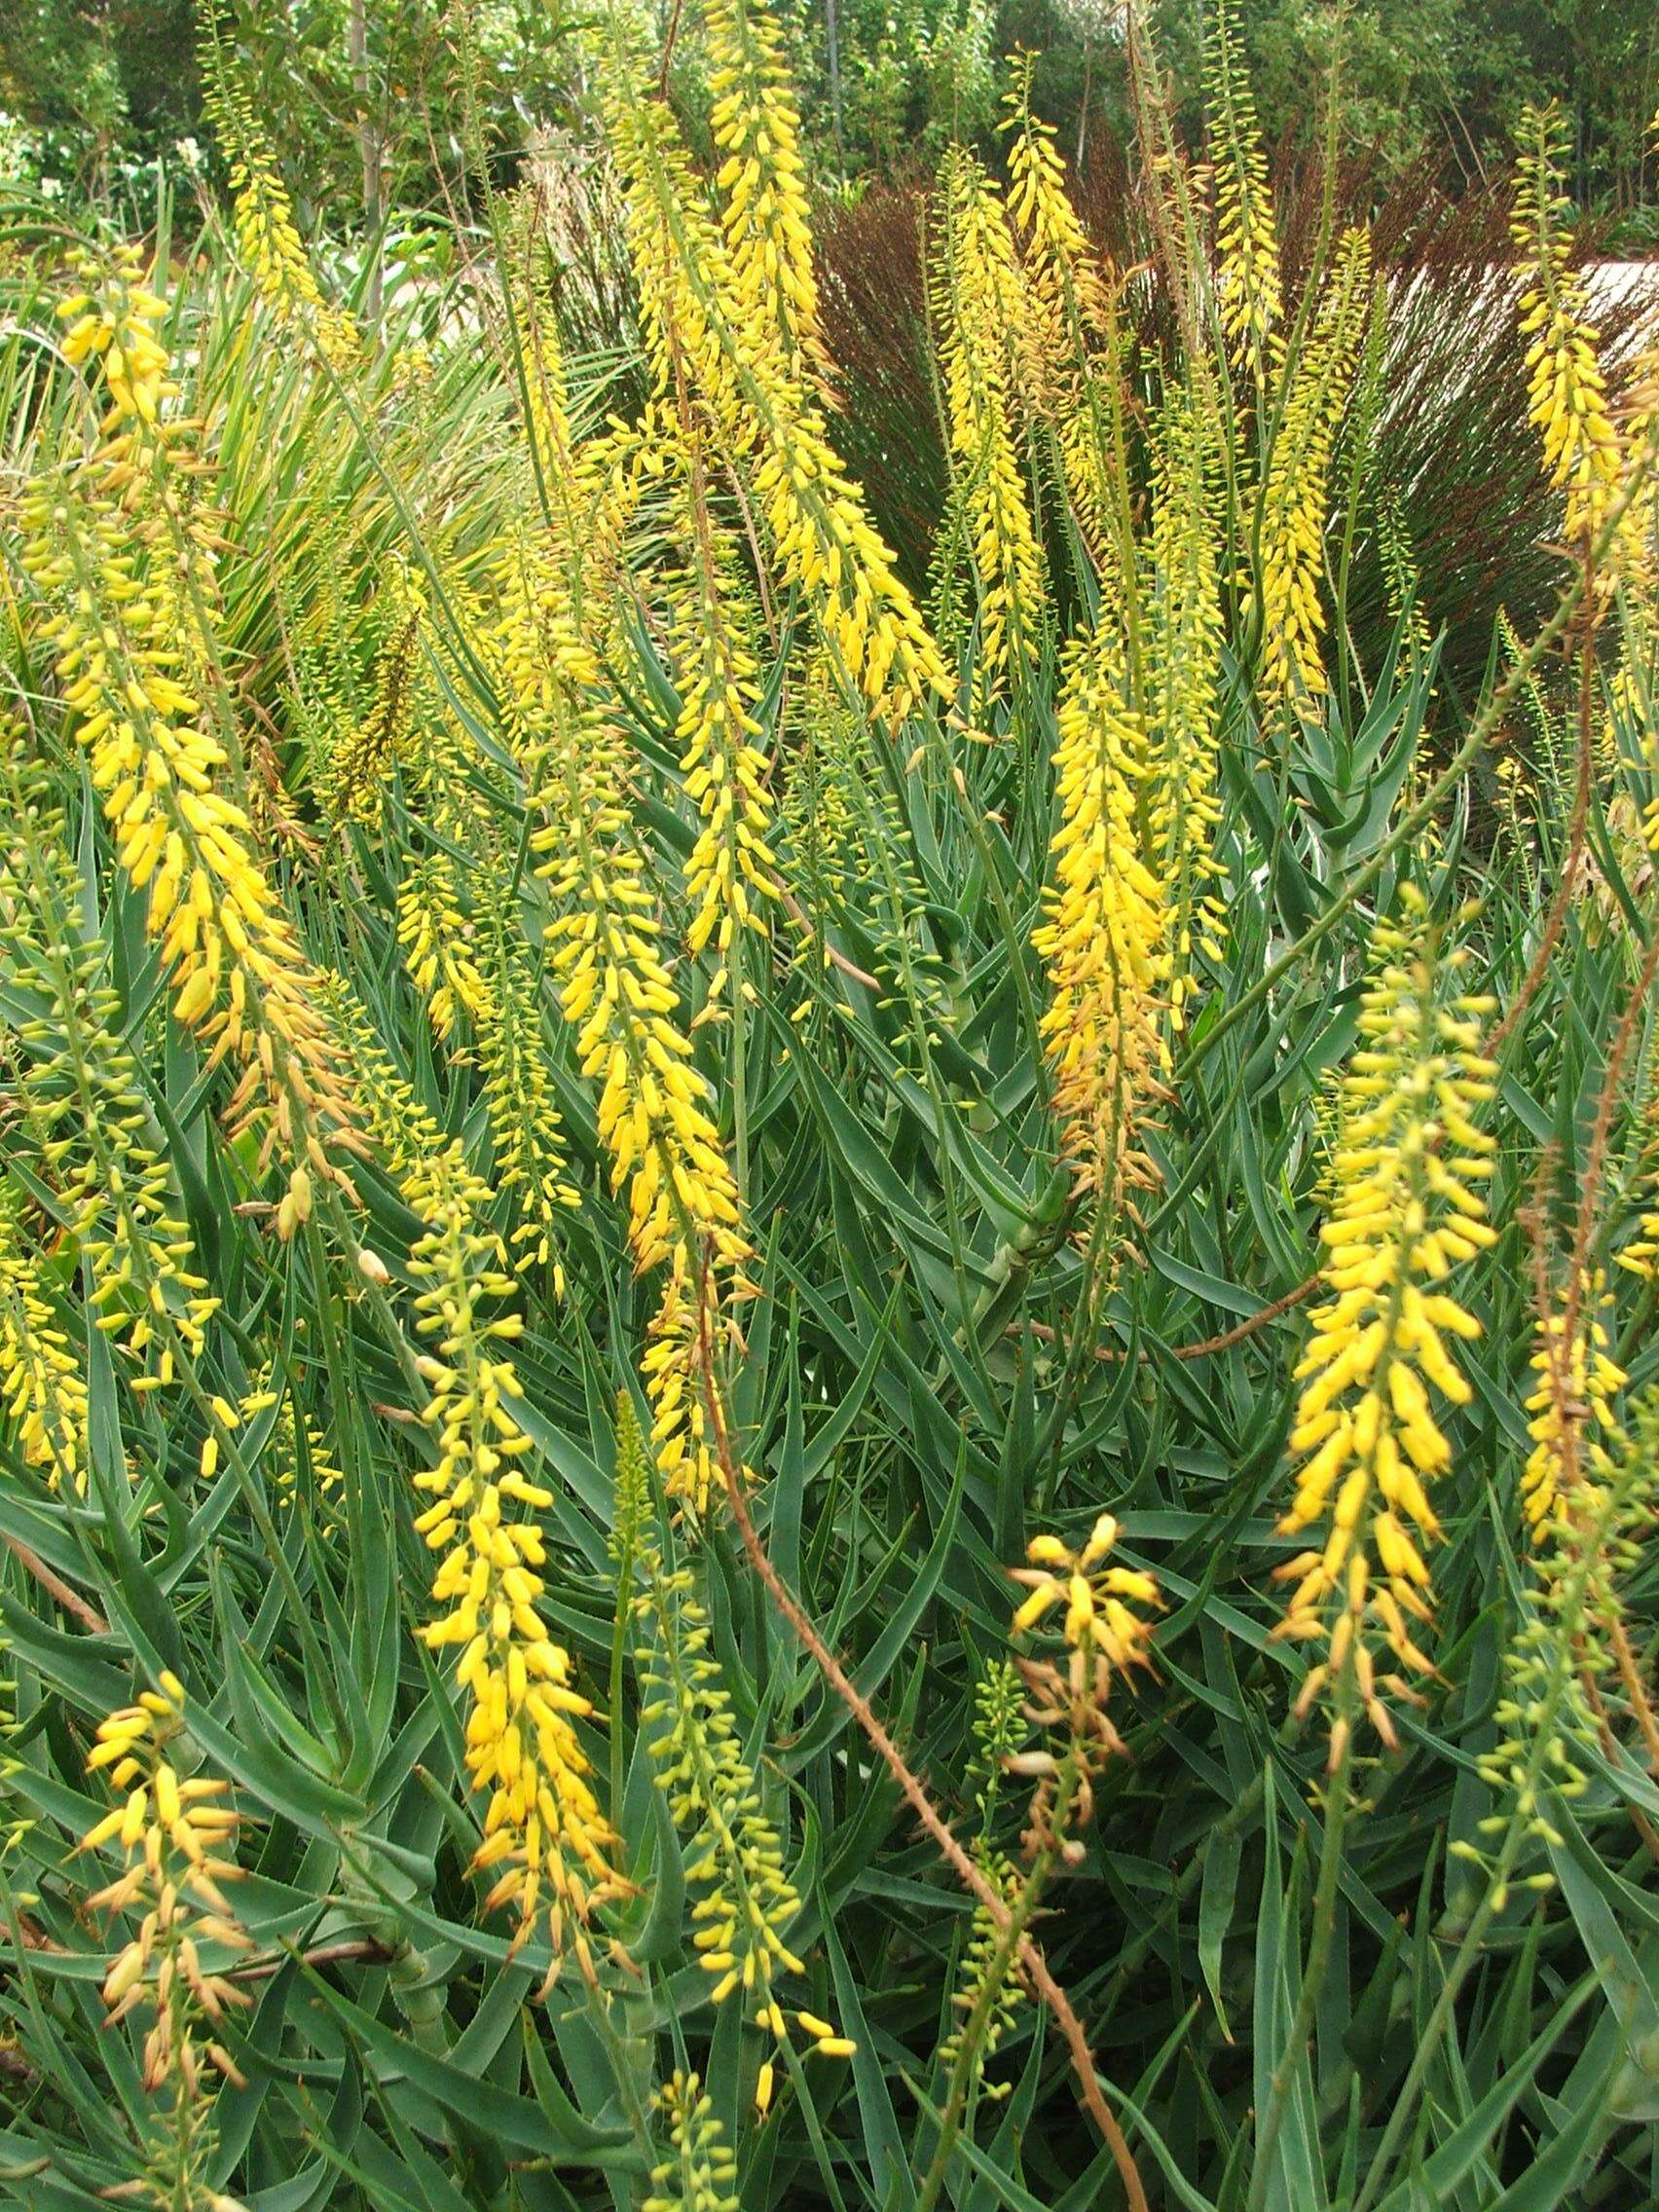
[397,851,490,1046]
[22,259,357,1237]
[498,181,624,649]
[319,974,472,1199]
[230,1371,344,1508]
[200,18,356,368]
[318,556,426,825]
[56,246,172,427]
[1012,1514,1161,1671]
[705,0,825,384]
[1622,1197,1659,1284]
[0,1185,90,1494]
[1376,488,1438,685]
[636,1556,841,2045]
[1002,55,1131,593]
[1004,54,1111,343]
[1147,393,1228,1028]
[78,1676,251,2098]
[474,912,579,1284]
[1205,0,1282,387]
[408,1161,618,1963]
[1010,1513,1161,1805]
[507,545,754,1511]
[1258,227,1373,701]
[933,147,1047,705]
[662,453,779,1001]
[605,66,946,719]
[1512,103,1623,556]
[1274,888,1497,1745]
[1520,1273,1626,1543]
[2,805,218,1392]
[1033,621,1170,1218]
[645,2072,739,2212]
[527,649,747,1280]
[317,979,615,1955]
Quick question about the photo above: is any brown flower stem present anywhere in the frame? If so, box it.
[914,1807,1066,2212]
[1608,1614,1659,1782]
[234,1936,396,1983]
[1581,1665,1659,1859]
[2,1536,107,1635]
[1021,1271,1319,1364]
[693,1282,1148,2211]
[776,886,882,988]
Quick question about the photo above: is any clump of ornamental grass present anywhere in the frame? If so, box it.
[6,7,1659,2210]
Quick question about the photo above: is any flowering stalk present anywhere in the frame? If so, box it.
[322,978,617,1965]
[1273,887,1496,1756]
[1003,54,1136,601]
[1033,622,1170,1222]
[933,147,1046,706]
[78,1677,250,2196]
[21,251,358,1239]
[705,0,825,385]
[0,1183,89,1495]
[606,55,946,718]
[644,2072,740,2212]
[1258,227,1372,702]
[634,1553,848,2051]
[1512,103,1624,558]
[656,399,779,1012]
[3,785,218,1398]
[200,10,357,367]
[407,1151,619,1969]
[918,1517,1158,2210]
[1205,0,1282,388]
[1520,1271,1626,1543]
[1146,391,1228,1028]
[511,551,753,1512]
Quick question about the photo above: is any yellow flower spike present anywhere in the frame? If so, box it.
[1033,620,1171,1226]
[0,1182,90,1495]
[79,1681,251,2104]
[500,529,754,1512]
[704,0,826,386]
[636,1554,836,2046]
[19,268,360,1229]
[323,979,621,1964]
[200,25,356,369]
[1259,228,1374,703]
[645,2072,740,2212]
[931,144,1047,709]
[604,56,946,719]
[1521,1272,1626,1543]
[1204,0,1283,387]
[1011,1519,1161,1679]
[1274,889,1494,1735]
[1511,103,1626,563]
[1146,391,1229,1030]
